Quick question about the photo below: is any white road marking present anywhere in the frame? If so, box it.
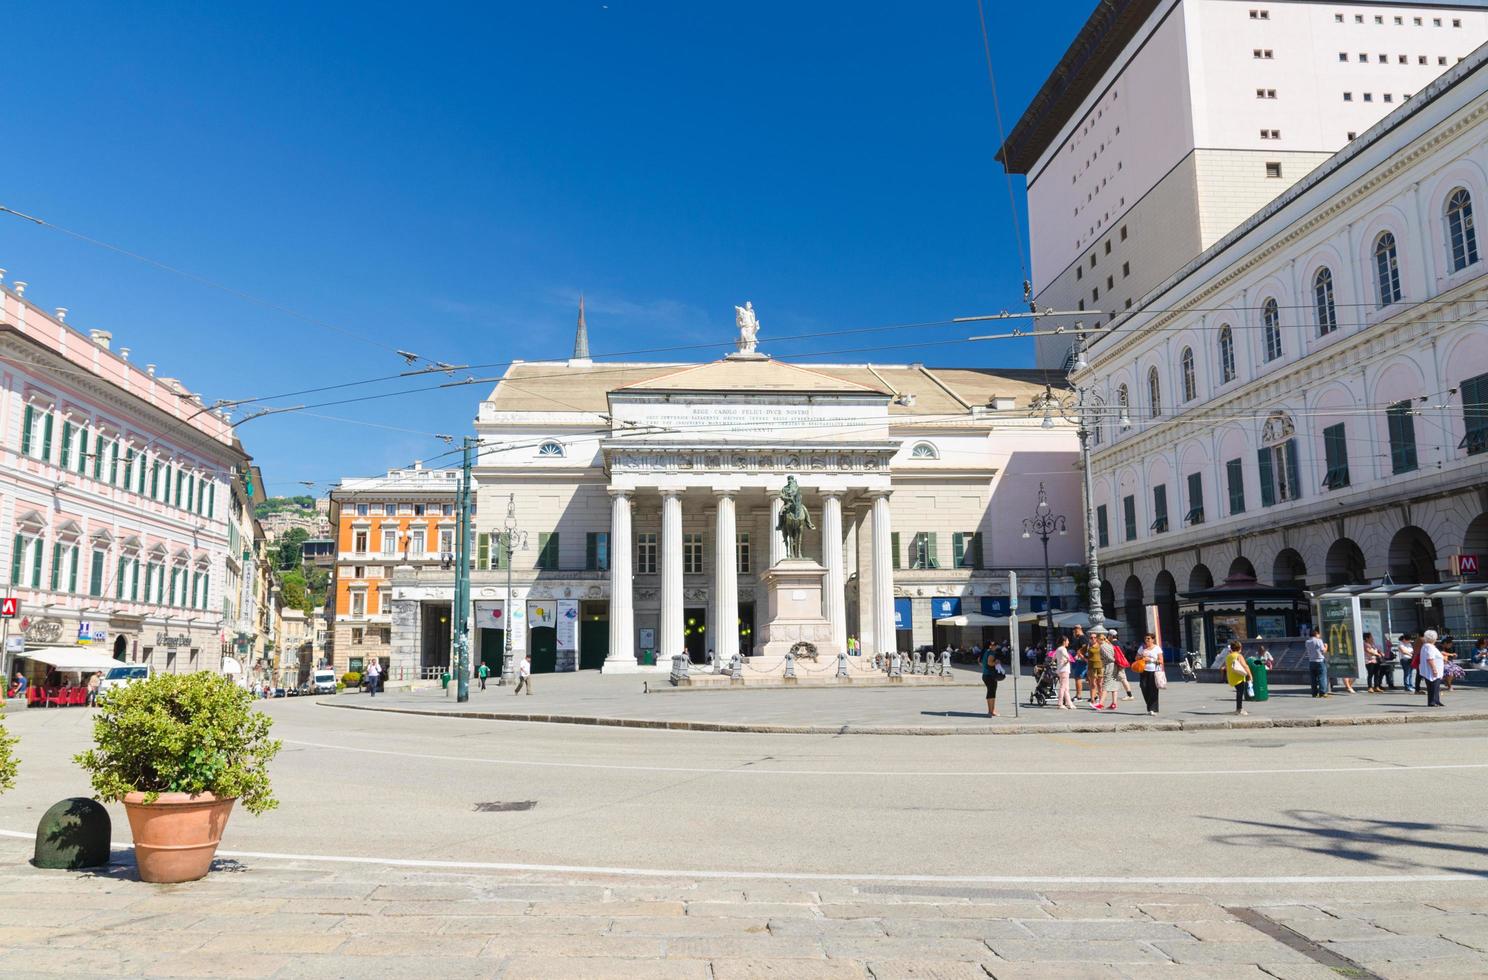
[281,737,1488,778]
[0,828,1480,884]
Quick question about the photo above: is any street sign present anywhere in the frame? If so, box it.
[1456,554,1480,576]
[0,597,17,618]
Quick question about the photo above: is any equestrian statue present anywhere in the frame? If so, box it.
[775,476,815,561]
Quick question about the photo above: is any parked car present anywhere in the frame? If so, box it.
[97,664,151,696]
[312,669,337,695]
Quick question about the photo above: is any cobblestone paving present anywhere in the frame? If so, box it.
[3,840,1486,979]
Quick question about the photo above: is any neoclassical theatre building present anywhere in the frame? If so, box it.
[1079,44,1488,654]
[377,320,1083,676]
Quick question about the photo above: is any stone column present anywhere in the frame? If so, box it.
[822,492,847,655]
[713,491,738,669]
[870,491,896,655]
[659,490,684,662]
[769,492,786,567]
[606,491,636,669]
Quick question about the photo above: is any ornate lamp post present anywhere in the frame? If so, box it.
[1030,332,1107,635]
[495,494,529,686]
[1022,483,1068,643]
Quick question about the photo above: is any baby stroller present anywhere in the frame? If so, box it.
[1029,658,1058,707]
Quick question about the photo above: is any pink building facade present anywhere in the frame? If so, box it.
[0,277,247,683]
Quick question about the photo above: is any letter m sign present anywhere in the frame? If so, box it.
[0,597,18,618]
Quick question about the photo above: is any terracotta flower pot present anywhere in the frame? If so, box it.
[122,792,237,883]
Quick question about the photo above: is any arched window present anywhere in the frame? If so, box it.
[909,442,938,459]
[1374,231,1402,307]
[1147,367,1162,418]
[1088,394,1105,446]
[1180,347,1197,402]
[537,441,564,457]
[1446,188,1479,272]
[1313,267,1338,335]
[1116,384,1131,428]
[1262,298,1283,362]
[1218,325,1237,384]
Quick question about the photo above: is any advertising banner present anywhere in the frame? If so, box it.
[474,601,504,630]
[528,601,555,629]
[556,599,578,651]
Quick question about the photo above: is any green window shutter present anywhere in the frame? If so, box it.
[1258,448,1276,507]
[890,532,901,570]
[952,532,965,568]
[1387,401,1418,473]
[89,552,104,597]
[61,421,73,467]
[495,533,508,569]
[75,428,89,474]
[202,574,210,609]
[51,542,62,591]
[208,483,216,518]
[1123,495,1137,541]
[20,405,33,456]
[1096,505,1109,548]
[173,468,182,506]
[586,532,598,571]
[30,537,43,588]
[40,412,53,461]
[117,557,127,599]
[109,442,119,483]
[972,532,984,569]
[69,546,79,593]
[131,559,140,600]
[151,461,160,498]
[1284,439,1301,499]
[1226,458,1245,514]
[477,532,490,571]
[93,437,105,479]
[927,532,939,568]
[537,532,558,570]
[10,534,23,586]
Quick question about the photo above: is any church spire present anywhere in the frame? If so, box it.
[570,293,591,363]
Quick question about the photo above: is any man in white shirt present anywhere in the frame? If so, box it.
[1419,629,1445,707]
[1305,629,1329,698]
[514,654,533,696]
[366,658,382,698]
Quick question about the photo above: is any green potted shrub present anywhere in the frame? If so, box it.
[0,711,17,794]
[74,672,281,883]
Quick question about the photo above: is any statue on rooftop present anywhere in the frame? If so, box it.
[734,301,760,355]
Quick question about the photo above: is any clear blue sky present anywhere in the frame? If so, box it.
[0,1,1088,495]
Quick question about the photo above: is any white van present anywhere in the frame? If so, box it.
[98,664,151,695]
[312,669,337,695]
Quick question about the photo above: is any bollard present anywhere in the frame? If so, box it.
[837,651,849,678]
[33,798,112,870]
[784,651,796,678]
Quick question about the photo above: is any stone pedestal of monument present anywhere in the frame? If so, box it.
[756,559,834,658]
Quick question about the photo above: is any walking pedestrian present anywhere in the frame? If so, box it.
[1070,626,1089,702]
[1420,629,1445,707]
[1085,630,1105,710]
[981,645,1004,717]
[1096,631,1120,712]
[514,653,533,695]
[1305,628,1328,698]
[477,661,490,690]
[1109,628,1134,699]
[1052,636,1074,709]
[1135,632,1164,715]
[1223,640,1253,715]
[1442,637,1464,692]
[1364,633,1383,692]
[366,658,382,697]
[1397,633,1415,690]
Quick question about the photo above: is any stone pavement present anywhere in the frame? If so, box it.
[330,668,1488,735]
[3,836,1488,979]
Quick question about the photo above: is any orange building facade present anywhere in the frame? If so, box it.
[326,465,459,676]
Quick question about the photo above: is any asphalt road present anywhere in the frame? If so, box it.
[4,696,1486,885]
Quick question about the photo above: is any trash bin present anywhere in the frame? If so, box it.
[1247,658,1269,701]
[640,650,655,666]
[440,671,451,690]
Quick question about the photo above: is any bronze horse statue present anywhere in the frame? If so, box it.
[776,476,815,560]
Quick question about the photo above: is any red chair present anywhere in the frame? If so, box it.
[44,687,62,707]
[25,686,41,707]
[72,687,88,706]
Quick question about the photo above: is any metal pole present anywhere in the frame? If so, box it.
[1008,570,1019,719]
[1042,531,1054,644]
[452,438,473,703]
[1076,398,1105,631]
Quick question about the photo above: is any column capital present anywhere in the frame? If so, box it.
[820,489,846,500]
[608,488,632,500]
[658,488,682,500]
[866,489,893,501]
[711,488,738,500]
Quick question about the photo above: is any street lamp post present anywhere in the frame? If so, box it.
[1022,482,1067,644]
[495,494,528,687]
[1031,333,1106,633]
